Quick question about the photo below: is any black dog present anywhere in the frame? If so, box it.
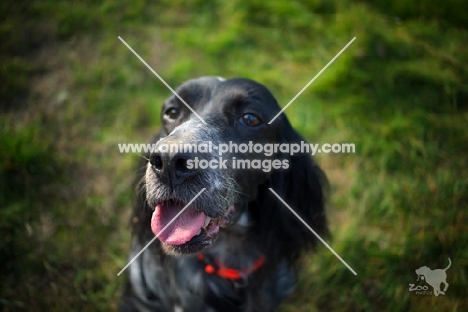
[119,77,327,312]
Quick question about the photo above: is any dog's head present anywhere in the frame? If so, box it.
[145,76,326,256]
[415,266,430,280]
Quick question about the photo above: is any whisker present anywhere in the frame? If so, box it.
[139,154,149,161]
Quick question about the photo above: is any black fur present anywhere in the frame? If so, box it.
[119,77,328,312]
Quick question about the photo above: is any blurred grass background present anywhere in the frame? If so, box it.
[1,0,467,311]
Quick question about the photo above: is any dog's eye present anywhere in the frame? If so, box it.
[164,108,180,120]
[240,113,262,127]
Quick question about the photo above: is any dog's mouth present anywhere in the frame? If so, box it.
[151,198,236,252]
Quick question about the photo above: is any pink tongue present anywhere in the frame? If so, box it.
[151,202,206,245]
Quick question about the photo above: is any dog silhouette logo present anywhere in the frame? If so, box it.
[412,258,451,296]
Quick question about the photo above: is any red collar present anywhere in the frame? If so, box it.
[197,253,265,280]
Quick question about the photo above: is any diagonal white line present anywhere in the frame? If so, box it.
[268,37,356,124]
[118,36,207,124]
[268,188,357,276]
[117,188,206,276]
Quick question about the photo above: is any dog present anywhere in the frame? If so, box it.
[415,258,451,296]
[119,77,328,311]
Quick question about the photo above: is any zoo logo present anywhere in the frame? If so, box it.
[409,258,451,297]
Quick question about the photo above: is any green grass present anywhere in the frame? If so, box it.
[1,1,467,311]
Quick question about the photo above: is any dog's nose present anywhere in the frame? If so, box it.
[150,142,202,186]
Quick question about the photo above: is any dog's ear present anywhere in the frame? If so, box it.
[255,123,328,262]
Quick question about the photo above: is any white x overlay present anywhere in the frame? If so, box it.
[117,35,357,277]
[268,37,356,124]
[269,188,357,275]
[117,188,206,276]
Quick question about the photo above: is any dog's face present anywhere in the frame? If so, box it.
[145,77,287,255]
